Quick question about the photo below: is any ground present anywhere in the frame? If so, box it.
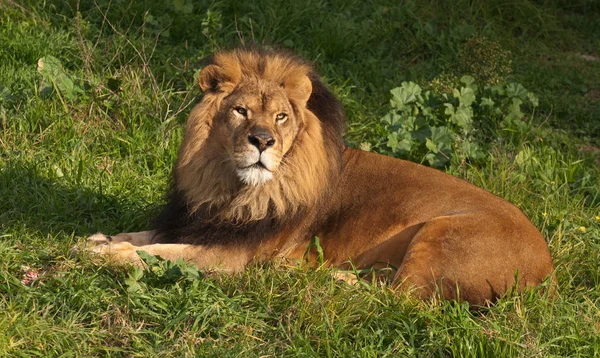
[0,0,599,356]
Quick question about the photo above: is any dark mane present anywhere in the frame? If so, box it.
[151,190,307,245]
[307,71,346,153]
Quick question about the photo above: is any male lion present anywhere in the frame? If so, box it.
[87,49,554,306]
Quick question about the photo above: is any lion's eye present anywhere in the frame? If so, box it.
[275,113,288,123]
[233,106,247,116]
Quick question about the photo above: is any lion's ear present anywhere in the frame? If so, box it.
[198,64,240,93]
[283,74,312,107]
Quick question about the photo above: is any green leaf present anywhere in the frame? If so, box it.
[37,56,84,101]
[515,148,532,166]
[387,131,412,153]
[125,279,142,293]
[387,132,399,151]
[506,83,528,100]
[451,106,473,129]
[428,126,453,153]
[182,265,202,281]
[526,92,539,107]
[400,115,427,132]
[412,127,431,143]
[398,139,412,152]
[489,85,504,96]
[417,90,440,117]
[444,103,472,129]
[423,126,453,166]
[506,98,524,121]
[381,113,402,127]
[164,265,183,281]
[460,75,476,89]
[411,105,420,117]
[457,140,484,160]
[480,97,495,107]
[125,266,145,293]
[131,266,144,281]
[425,152,449,167]
[137,250,161,266]
[425,138,438,153]
[173,0,194,14]
[390,82,422,109]
[453,86,476,107]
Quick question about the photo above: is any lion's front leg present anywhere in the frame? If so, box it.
[85,230,198,267]
[87,230,155,247]
[84,231,253,272]
[88,241,198,267]
[84,230,156,266]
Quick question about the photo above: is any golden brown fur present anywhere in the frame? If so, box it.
[86,49,555,306]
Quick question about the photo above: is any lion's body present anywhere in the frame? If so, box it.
[87,49,554,306]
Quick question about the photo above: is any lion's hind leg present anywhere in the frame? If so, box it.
[392,214,553,306]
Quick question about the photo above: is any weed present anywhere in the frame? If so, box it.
[380,76,538,167]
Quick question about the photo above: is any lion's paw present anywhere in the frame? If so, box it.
[89,242,141,264]
[90,241,132,254]
[332,271,360,285]
[70,233,111,256]
[86,233,113,246]
[73,234,141,265]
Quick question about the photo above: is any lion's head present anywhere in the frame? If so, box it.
[173,49,345,224]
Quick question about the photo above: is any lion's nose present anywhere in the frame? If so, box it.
[248,128,275,152]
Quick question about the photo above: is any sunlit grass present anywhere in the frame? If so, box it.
[1,0,599,356]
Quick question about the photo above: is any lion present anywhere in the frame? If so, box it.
[86,49,555,306]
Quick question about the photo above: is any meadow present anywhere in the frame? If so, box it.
[1,0,599,356]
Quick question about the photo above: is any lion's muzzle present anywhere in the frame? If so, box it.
[248,126,276,153]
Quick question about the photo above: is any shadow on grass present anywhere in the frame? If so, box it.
[0,159,156,240]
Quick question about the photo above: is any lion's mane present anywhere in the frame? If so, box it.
[152,49,346,245]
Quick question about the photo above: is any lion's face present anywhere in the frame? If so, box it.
[215,79,302,186]
[175,50,333,222]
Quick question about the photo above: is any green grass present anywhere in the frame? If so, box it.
[1,0,600,356]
